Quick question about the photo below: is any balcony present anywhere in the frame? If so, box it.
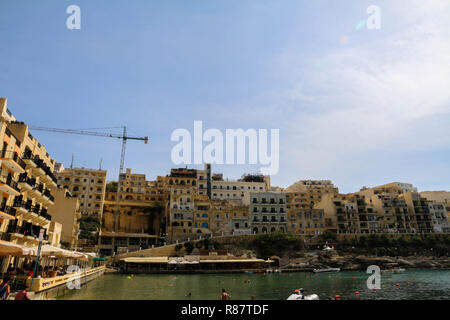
[30,183,45,200]
[7,224,49,243]
[22,149,37,169]
[13,200,51,225]
[17,173,36,192]
[30,157,46,177]
[0,174,20,196]
[0,204,16,220]
[42,188,55,206]
[0,150,26,173]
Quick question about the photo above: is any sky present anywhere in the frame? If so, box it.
[0,0,449,193]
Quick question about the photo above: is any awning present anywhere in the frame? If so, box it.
[73,252,89,261]
[85,252,97,258]
[0,240,34,256]
[92,257,108,261]
[39,245,68,257]
[200,259,265,263]
[121,257,168,264]
[38,245,89,260]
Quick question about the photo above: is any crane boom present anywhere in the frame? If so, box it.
[27,125,149,233]
[28,125,149,143]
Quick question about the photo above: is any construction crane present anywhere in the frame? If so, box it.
[28,125,149,232]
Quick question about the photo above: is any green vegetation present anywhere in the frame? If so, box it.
[318,233,450,257]
[184,242,194,254]
[78,217,101,240]
[142,205,165,235]
[105,181,118,192]
[224,232,304,259]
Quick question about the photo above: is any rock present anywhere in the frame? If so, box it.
[396,258,414,267]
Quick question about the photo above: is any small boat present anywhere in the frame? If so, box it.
[313,267,340,273]
[287,289,319,300]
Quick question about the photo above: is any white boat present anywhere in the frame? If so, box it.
[312,267,340,273]
[287,289,319,300]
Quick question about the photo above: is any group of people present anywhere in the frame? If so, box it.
[0,277,30,300]
[6,264,68,278]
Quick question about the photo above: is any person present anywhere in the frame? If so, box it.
[187,292,192,298]
[0,278,11,300]
[14,287,31,300]
[220,289,231,300]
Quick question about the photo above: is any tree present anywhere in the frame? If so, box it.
[184,242,194,254]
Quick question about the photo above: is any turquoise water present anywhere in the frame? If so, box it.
[60,270,450,300]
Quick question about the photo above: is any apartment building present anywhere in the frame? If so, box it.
[49,189,81,249]
[55,166,107,219]
[399,192,434,233]
[0,98,59,271]
[211,175,268,204]
[102,168,167,234]
[250,192,287,234]
[193,194,211,234]
[195,164,269,202]
[99,169,167,256]
[427,202,450,233]
[421,191,450,224]
[285,180,338,235]
[167,185,195,240]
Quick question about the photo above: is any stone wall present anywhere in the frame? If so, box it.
[110,234,262,262]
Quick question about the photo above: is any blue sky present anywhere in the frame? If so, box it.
[1,0,449,193]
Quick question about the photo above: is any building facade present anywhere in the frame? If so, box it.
[250,192,287,234]
[55,167,107,219]
[48,189,81,249]
[0,98,59,271]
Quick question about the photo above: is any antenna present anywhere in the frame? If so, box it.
[99,157,103,170]
[70,153,74,169]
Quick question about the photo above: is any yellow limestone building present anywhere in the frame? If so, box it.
[48,189,82,250]
[99,168,166,256]
[285,180,338,235]
[0,98,59,271]
[55,166,107,220]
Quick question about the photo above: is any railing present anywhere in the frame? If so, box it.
[22,148,33,160]
[44,189,54,201]
[13,198,33,211]
[18,173,36,188]
[0,231,10,241]
[27,266,106,293]
[0,174,20,192]
[0,205,16,217]
[8,224,49,240]
[33,157,56,182]
[0,149,26,170]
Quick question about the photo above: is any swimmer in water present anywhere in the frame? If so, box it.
[220,289,231,300]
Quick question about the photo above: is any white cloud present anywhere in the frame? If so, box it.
[271,1,450,188]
